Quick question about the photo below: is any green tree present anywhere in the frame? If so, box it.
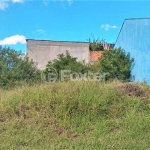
[0,46,40,88]
[45,51,90,80]
[98,47,134,81]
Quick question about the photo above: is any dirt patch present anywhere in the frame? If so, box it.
[110,126,121,135]
[120,83,150,100]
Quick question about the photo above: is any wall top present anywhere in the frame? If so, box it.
[26,39,89,47]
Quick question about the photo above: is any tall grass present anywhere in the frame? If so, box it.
[0,81,150,149]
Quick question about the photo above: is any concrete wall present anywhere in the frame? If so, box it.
[115,18,150,83]
[26,39,90,69]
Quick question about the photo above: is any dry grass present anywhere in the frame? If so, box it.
[120,82,150,99]
[0,81,150,149]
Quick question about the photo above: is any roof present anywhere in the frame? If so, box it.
[115,18,150,45]
[26,39,89,44]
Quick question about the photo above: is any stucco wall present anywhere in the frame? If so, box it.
[115,18,150,83]
[26,40,90,69]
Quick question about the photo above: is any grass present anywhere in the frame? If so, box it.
[0,81,150,149]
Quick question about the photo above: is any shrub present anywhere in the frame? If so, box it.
[98,47,134,81]
[0,46,41,88]
[45,51,90,81]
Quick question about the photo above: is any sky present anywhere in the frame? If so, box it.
[0,0,150,53]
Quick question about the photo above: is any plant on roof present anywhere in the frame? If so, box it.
[87,35,104,51]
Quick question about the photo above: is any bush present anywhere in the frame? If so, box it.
[45,51,90,81]
[0,46,41,88]
[98,47,134,81]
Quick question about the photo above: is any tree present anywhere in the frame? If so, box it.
[98,47,134,81]
[0,46,40,88]
[45,51,90,80]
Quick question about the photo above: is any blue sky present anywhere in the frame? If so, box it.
[0,0,150,53]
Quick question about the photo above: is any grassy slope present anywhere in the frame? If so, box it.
[0,81,150,150]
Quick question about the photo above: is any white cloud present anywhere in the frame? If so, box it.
[36,29,46,33]
[0,0,9,10]
[32,29,46,34]
[0,0,23,10]
[43,0,48,6]
[12,0,23,3]
[0,35,26,45]
[59,0,73,6]
[67,0,73,5]
[101,24,118,31]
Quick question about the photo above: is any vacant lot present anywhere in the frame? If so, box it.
[0,81,150,150]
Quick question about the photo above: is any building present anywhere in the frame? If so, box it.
[90,41,114,63]
[115,18,150,83]
[26,39,90,69]
[26,39,114,69]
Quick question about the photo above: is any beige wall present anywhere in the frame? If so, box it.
[26,40,90,69]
